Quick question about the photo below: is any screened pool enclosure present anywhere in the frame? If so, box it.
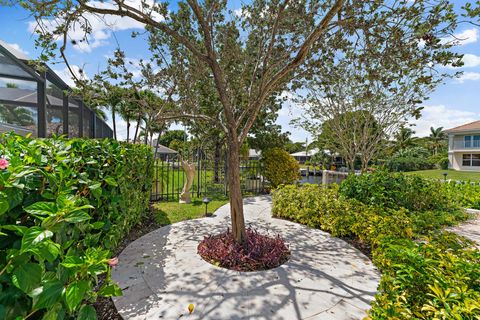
[0,41,112,138]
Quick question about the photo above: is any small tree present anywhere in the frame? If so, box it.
[262,148,300,188]
[20,0,460,244]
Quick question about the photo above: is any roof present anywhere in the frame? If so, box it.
[0,87,79,108]
[154,144,178,154]
[290,148,319,157]
[249,149,261,158]
[445,120,480,133]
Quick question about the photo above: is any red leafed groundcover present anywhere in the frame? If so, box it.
[197,228,290,272]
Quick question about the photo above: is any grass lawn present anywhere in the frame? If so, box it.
[153,197,229,225]
[405,169,480,182]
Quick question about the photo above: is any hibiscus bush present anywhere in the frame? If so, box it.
[0,133,153,319]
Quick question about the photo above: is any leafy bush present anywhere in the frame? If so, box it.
[428,153,449,170]
[262,148,300,188]
[442,181,480,210]
[370,233,480,320]
[386,146,432,172]
[339,171,457,212]
[0,133,153,319]
[197,228,290,271]
[272,173,478,319]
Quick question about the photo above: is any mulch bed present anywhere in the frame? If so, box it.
[341,236,372,259]
[93,206,161,320]
[197,228,291,272]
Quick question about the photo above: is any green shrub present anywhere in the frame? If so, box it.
[0,133,153,319]
[339,171,457,213]
[370,233,480,320]
[442,181,480,210]
[428,154,449,170]
[262,148,300,188]
[272,175,478,320]
[385,147,432,172]
[272,184,414,242]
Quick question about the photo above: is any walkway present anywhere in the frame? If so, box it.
[112,196,380,320]
[448,209,480,248]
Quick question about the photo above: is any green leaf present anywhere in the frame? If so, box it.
[41,303,64,320]
[0,197,8,215]
[64,211,91,223]
[98,283,122,297]
[77,304,97,320]
[1,225,28,235]
[24,202,57,216]
[21,227,54,252]
[11,263,42,294]
[104,177,118,187]
[4,188,23,210]
[61,255,84,268]
[91,222,105,230]
[65,280,89,312]
[34,281,65,310]
[35,241,61,263]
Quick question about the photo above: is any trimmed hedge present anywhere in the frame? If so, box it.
[272,172,478,319]
[0,133,153,319]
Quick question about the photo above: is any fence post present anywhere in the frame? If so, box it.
[322,170,328,185]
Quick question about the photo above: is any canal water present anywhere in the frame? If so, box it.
[299,175,322,184]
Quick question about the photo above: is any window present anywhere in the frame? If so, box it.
[463,154,480,167]
[473,154,480,167]
[465,136,472,148]
[464,135,480,148]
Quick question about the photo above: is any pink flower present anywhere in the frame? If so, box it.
[107,257,119,267]
[0,159,8,170]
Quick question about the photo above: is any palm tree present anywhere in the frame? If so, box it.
[393,126,417,151]
[429,126,447,155]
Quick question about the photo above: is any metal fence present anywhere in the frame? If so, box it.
[150,153,266,201]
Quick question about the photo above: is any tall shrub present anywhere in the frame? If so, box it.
[262,148,300,188]
[0,133,153,319]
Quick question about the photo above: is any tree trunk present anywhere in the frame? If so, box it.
[111,107,117,140]
[227,136,247,244]
[126,120,131,143]
[133,116,142,143]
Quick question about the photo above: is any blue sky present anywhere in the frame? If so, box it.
[0,1,479,142]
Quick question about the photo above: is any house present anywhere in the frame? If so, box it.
[446,120,480,171]
[248,149,261,160]
[153,142,178,161]
[0,40,112,138]
[290,148,319,164]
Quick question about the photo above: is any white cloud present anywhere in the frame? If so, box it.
[441,28,479,46]
[52,65,89,87]
[410,105,480,137]
[462,54,480,68]
[28,0,164,53]
[4,42,29,56]
[455,72,480,83]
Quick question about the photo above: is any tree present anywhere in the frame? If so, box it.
[21,0,460,244]
[429,126,447,155]
[394,127,418,151]
[159,130,186,148]
[310,110,383,171]
[247,124,291,152]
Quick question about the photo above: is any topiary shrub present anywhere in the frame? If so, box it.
[262,148,300,188]
[0,133,153,319]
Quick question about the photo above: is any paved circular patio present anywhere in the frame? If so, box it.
[112,196,380,320]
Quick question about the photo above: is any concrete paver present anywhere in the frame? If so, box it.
[112,196,380,319]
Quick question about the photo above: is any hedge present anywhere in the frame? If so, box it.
[272,172,479,319]
[0,133,153,319]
